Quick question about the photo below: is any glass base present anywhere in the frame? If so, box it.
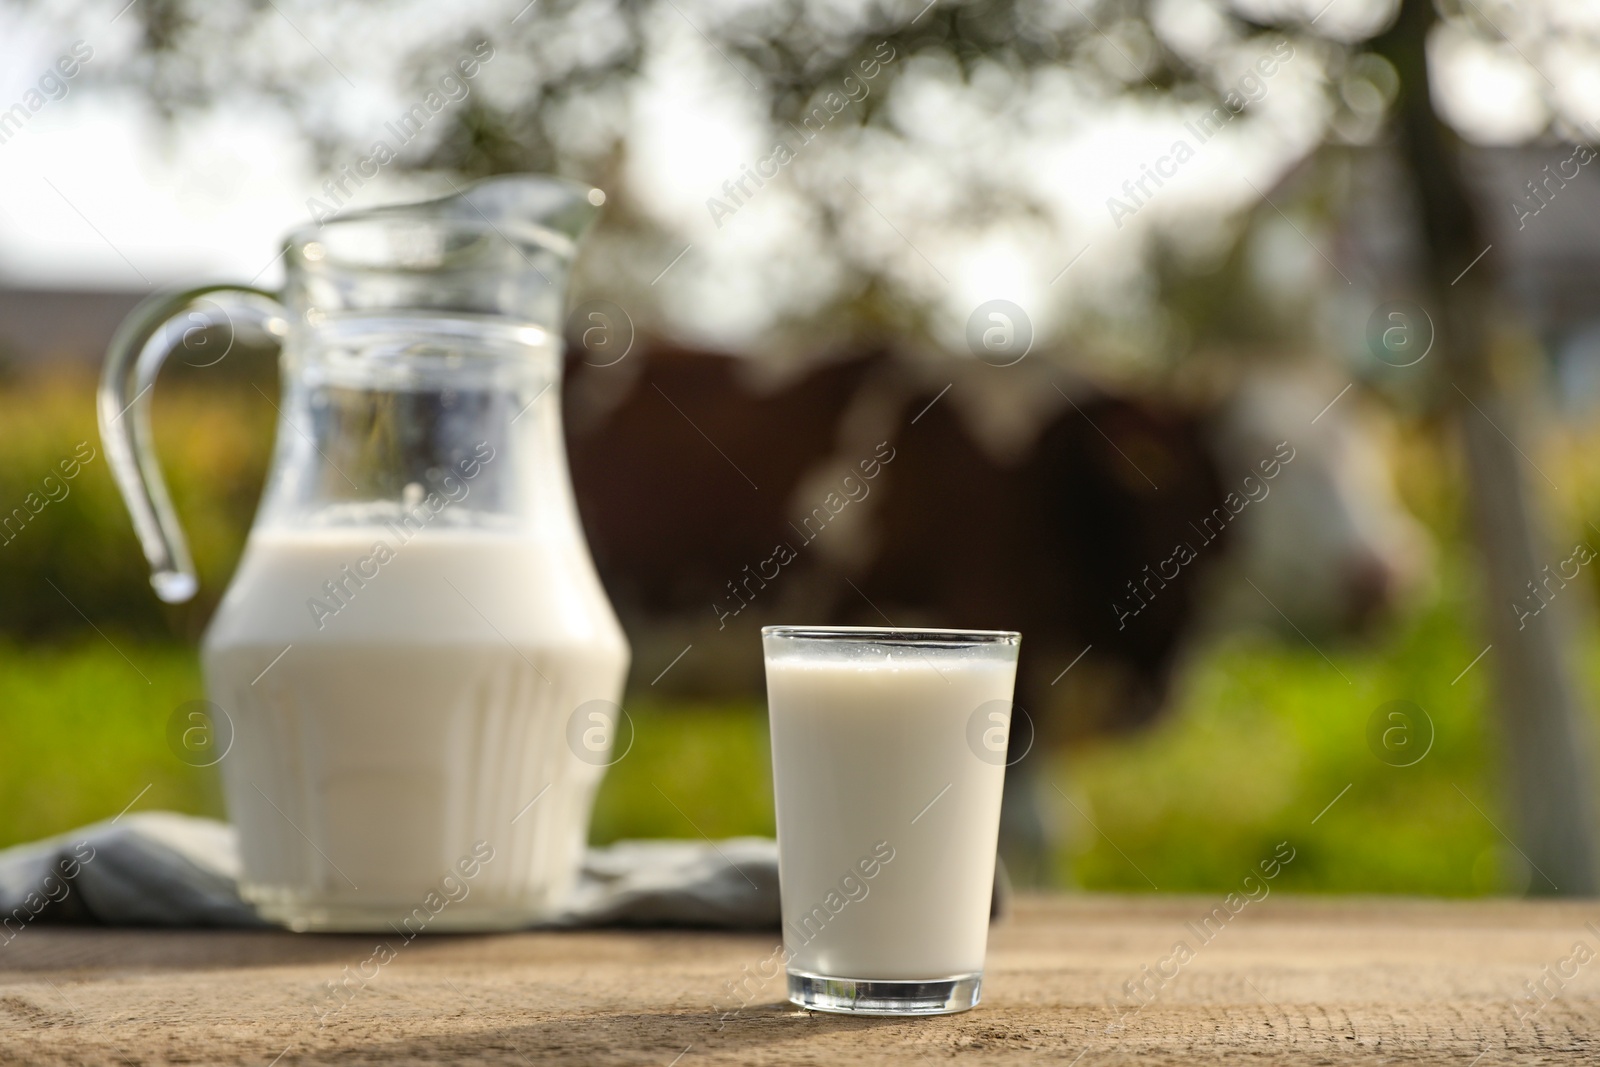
[787,970,982,1015]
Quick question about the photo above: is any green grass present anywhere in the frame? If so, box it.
[0,564,1558,896]
[1061,586,1506,894]
[0,641,224,844]
[588,696,774,844]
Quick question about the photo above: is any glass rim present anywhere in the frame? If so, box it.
[762,625,1019,645]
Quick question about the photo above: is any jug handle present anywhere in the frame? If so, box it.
[97,285,289,604]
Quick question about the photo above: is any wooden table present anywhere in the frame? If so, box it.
[4,895,1597,1064]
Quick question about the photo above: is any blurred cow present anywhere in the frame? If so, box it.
[1194,369,1434,638]
[562,342,1432,883]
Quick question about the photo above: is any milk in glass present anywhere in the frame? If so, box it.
[763,627,1019,1013]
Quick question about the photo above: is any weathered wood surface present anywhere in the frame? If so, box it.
[3,895,1598,1064]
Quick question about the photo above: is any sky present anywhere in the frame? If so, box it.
[0,1,475,290]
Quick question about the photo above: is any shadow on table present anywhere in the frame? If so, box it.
[0,928,380,973]
[299,1002,911,1064]
[2,927,770,975]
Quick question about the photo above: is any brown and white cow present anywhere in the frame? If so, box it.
[562,341,1431,882]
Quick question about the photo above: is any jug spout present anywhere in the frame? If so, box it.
[406,175,606,252]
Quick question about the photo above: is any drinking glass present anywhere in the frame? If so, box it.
[762,626,1021,1015]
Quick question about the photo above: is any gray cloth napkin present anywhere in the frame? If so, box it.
[0,812,781,931]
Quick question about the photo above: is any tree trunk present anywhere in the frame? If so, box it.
[1373,0,1599,894]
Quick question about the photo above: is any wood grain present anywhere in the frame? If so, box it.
[3,895,1598,1064]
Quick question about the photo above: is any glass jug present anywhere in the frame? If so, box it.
[98,176,630,931]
